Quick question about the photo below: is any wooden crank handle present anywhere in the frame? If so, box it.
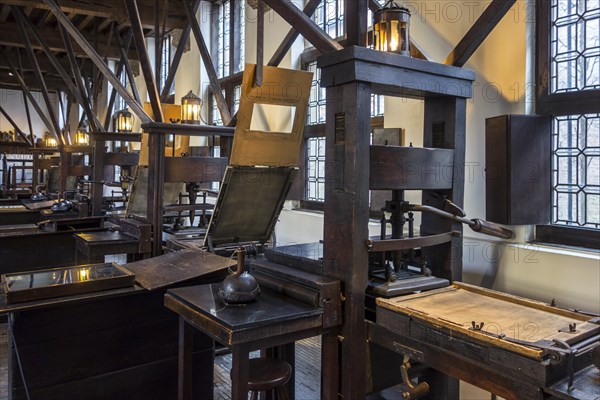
[469,219,514,239]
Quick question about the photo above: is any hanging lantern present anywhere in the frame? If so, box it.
[373,1,411,56]
[44,132,57,148]
[75,123,89,145]
[181,90,203,125]
[113,109,133,133]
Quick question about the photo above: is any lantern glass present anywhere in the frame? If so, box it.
[75,122,89,145]
[114,109,133,133]
[45,136,57,148]
[373,1,411,56]
[181,90,202,124]
[75,130,89,145]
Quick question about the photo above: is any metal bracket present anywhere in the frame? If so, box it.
[392,341,425,363]
[399,355,430,400]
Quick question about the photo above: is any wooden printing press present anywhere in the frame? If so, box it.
[314,46,600,399]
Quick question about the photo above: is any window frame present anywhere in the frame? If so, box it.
[535,0,600,250]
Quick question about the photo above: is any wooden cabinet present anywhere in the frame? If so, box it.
[485,114,552,225]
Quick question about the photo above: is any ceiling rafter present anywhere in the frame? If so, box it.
[0,20,137,60]
[0,5,10,22]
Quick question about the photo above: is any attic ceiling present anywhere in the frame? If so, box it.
[0,0,190,91]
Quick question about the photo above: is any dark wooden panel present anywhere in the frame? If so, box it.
[103,152,140,166]
[164,156,228,183]
[368,321,545,400]
[11,287,215,400]
[485,115,509,224]
[13,354,214,400]
[0,231,79,272]
[370,146,454,190]
[0,210,40,225]
[69,164,93,176]
[485,115,552,225]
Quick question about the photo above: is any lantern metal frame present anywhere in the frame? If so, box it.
[44,132,58,148]
[373,1,411,57]
[75,122,89,145]
[180,90,203,125]
[113,109,134,133]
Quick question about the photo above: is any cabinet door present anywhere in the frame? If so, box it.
[485,115,551,225]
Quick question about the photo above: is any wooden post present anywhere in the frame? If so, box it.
[323,82,372,399]
[345,0,368,47]
[91,136,105,216]
[421,97,466,283]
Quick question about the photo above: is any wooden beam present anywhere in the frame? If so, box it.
[0,49,94,76]
[97,17,113,32]
[113,25,142,106]
[17,6,103,132]
[13,6,64,144]
[1,0,112,17]
[0,0,189,30]
[0,5,10,22]
[183,0,231,126]
[0,105,33,146]
[154,0,161,92]
[263,0,342,54]
[44,0,151,123]
[124,0,163,122]
[161,0,200,102]
[104,31,133,130]
[345,0,368,47]
[444,0,517,67]
[38,9,53,26]
[0,73,66,92]
[16,48,35,144]
[0,21,136,60]
[77,15,95,31]
[268,0,322,67]
[0,48,62,143]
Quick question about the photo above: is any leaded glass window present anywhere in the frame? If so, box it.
[306,137,326,201]
[553,113,600,227]
[548,0,600,228]
[550,0,600,93]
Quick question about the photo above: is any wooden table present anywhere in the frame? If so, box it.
[165,283,336,400]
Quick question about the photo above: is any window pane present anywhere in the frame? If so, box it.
[160,35,171,94]
[306,62,326,125]
[552,113,600,228]
[306,137,326,201]
[312,0,344,39]
[550,0,600,93]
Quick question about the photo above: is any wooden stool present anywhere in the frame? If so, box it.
[231,358,292,400]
